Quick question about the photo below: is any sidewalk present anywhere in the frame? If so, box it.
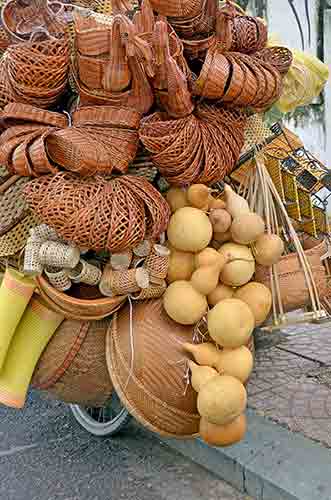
[162,316,331,500]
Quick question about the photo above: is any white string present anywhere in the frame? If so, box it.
[124,295,134,391]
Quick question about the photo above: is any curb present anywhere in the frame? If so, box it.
[160,409,331,500]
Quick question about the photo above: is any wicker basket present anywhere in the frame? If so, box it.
[32,318,113,407]
[255,239,328,313]
[36,275,126,321]
[106,298,201,438]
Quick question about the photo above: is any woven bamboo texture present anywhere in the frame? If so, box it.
[24,172,170,252]
[139,102,246,185]
[2,0,67,43]
[0,103,141,176]
[193,46,283,111]
[216,2,267,54]
[149,0,203,18]
[1,31,70,109]
[106,298,201,437]
[36,274,126,320]
[72,14,154,113]
[32,318,113,407]
[255,238,328,313]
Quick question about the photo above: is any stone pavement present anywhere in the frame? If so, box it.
[0,391,249,500]
[247,317,331,448]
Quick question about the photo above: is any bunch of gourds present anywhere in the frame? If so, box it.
[162,183,285,446]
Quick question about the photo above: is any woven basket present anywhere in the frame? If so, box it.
[32,318,113,407]
[24,172,170,252]
[254,46,293,75]
[106,298,201,437]
[255,239,328,313]
[36,274,126,321]
[3,33,70,109]
[139,103,246,185]
[149,0,203,18]
[1,0,67,43]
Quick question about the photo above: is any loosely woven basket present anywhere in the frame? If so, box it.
[106,298,201,437]
[255,238,328,313]
[32,318,113,407]
[36,275,126,320]
[254,46,293,75]
[24,172,170,252]
[3,33,70,108]
[139,103,246,185]
[194,48,282,110]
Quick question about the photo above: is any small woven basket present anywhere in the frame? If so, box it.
[44,267,72,292]
[36,275,126,321]
[32,318,113,407]
[255,239,328,313]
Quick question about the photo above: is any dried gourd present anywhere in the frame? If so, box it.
[234,282,272,326]
[199,414,247,447]
[163,280,207,325]
[197,375,247,425]
[208,298,254,348]
[231,213,265,245]
[167,207,213,252]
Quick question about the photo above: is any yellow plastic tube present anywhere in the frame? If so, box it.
[0,296,64,409]
[0,268,36,370]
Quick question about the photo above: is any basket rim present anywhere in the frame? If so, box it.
[37,274,126,307]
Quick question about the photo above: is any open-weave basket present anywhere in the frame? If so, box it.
[216,2,267,54]
[139,103,246,185]
[24,172,170,252]
[32,318,113,407]
[106,298,201,438]
[1,0,67,43]
[194,46,283,110]
[2,32,70,108]
[36,274,126,321]
[255,238,328,313]
[0,104,141,177]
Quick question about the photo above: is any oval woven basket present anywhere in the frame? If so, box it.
[255,238,328,313]
[32,318,113,407]
[36,275,126,321]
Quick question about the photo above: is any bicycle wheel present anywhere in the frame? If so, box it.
[70,391,131,436]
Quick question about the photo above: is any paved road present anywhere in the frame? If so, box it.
[0,391,249,500]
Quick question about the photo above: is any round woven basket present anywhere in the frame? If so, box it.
[255,238,328,313]
[36,275,126,321]
[106,298,200,438]
[32,318,113,407]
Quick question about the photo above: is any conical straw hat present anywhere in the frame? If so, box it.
[106,298,200,438]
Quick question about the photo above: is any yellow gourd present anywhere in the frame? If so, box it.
[208,197,226,210]
[167,207,213,252]
[167,249,195,283]
[207,298,254,348]
[163,280,207,325]
[209,209,232,233]
[231,213,265,245]
[253,233,284,266]
[234,282,272,326]
[207,283,235,306]
[224,185,250,219]
[197,375,247,425]
[187,184,210,209]
[188,360,218,392]
[183,342,222,367]
[194,248,224,269]
[219,242,255,287]
[216,346,253,383]
[199,414,247,447]
[165,187,188,213]
[190,265,220,295]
